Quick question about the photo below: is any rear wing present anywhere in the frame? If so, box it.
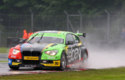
[75,33,86,37]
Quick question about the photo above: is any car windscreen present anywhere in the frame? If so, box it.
[27,36,64,44]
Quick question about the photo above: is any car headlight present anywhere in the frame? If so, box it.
[12,49,20,55]
[45,50,58,56]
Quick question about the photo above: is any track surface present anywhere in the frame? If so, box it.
[0,63,86,76]
[0,53,8,61]
[0,62,66,75]
[0,54,59,75]
[0,53,86,75]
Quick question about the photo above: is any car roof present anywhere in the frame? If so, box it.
[29,30,80,40]
[36,30,73,35]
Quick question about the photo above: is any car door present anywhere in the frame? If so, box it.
[65,34,81,64]
[72,34,82,61]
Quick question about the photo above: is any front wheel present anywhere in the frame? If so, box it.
[9,65,19,70]
[59,53,67,70]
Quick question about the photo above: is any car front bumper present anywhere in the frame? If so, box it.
[8,59,61,67]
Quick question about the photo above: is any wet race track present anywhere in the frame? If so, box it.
[0,63,63,75]
[0,53,87,75]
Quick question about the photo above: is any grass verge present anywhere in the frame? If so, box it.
[0,47,9,53]
[0,67,125,80]
[0,61,8,63]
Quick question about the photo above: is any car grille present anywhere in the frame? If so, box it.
[22,51,41,56]
[22,60,40,65]
[22,51,41,65]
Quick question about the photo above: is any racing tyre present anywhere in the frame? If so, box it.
[9,65,19,70]
[60,53,67,70]
[84,52,88,60]
[85,49,88,60]
[82,49,88,63]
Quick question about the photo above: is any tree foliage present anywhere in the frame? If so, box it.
[0,0,125,15]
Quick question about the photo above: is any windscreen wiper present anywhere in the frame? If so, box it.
[27,34,38,43]
[37,33,44,43]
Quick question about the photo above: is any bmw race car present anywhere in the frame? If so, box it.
[8,31,88,70]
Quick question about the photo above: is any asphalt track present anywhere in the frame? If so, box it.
[0,63,63,75]
[0,53,8,61]
[0,53,86,75]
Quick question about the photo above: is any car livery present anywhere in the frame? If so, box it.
[8,31,88,70]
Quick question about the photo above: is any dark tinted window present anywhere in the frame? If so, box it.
[73,35,80,43]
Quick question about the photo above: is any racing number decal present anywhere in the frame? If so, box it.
[67,46,81,63]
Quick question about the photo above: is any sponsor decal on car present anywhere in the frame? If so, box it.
[12,62,21,65]
[24,56,39,60]
[41,60,60,67]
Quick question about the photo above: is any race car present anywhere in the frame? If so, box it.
[8,31,88,70]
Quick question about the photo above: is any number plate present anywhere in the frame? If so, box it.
[24,56,39,60]
[24,65,37,67]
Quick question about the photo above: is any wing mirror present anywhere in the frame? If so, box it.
[76,33,86,37]
[83,33,86,37]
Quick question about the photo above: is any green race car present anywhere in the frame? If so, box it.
[8,31,88,70]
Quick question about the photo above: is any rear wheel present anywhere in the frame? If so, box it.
[9,65,19,70]
[84,52,88,60]
[84,49,88,60]
[60,53,67,70]
[82,49,88,63]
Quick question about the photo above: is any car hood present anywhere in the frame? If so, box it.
[21,43,65,52]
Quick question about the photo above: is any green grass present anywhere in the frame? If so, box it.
[0,61,8,62]
[1,67,125,80]
[0,47,9,53]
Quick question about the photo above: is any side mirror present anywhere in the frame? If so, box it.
[76,33,86,37]
[19,38,27,43]
[66,41,74,45]
[83,33,86,37]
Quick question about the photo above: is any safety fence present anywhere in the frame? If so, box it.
[0,14,124,47]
